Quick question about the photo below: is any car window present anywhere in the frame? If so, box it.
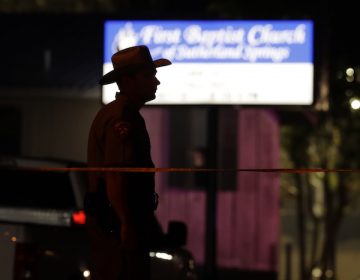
[0,169,76,210]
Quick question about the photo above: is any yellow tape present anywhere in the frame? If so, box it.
[7,167,360,173]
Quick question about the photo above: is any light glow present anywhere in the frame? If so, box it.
[346,67,354,77]
[350,98,360,110]
[312,267,322,278]
[346,67,355,82]
[149,251,173,260]
[83,270,91,278]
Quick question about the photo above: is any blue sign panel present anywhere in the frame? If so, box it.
[104,20,313,64]
[102,20,314,105]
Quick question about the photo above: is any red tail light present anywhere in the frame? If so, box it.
[72,210,86,225]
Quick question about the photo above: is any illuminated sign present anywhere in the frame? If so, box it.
[102,20,314,105]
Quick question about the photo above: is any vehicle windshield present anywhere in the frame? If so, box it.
[0,169,76,210]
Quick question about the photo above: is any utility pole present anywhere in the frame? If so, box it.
[204,106,219,280]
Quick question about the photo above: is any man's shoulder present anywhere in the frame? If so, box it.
[94,99,125,121]
[94,102,139,133]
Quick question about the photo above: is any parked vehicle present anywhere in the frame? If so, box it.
[0,156,197,280]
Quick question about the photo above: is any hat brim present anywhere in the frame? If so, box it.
[99,58,171,85]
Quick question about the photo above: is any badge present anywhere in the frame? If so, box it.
[113,121,131,137]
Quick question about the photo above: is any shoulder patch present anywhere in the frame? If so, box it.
[113,121,131,137]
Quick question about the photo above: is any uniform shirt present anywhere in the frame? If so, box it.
[87,93,155,212]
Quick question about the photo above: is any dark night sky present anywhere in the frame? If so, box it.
[0,0,358,88]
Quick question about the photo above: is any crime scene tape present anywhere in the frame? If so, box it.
[4,167,360,173]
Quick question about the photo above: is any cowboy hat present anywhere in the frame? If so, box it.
[100,45,171,85]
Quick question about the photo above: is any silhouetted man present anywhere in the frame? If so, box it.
[86,45,171,280]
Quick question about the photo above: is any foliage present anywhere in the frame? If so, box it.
[280,63,360,280]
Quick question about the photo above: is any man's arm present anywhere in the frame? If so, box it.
[106,171,130,226]
[104,118,139,245]
[106,172,140,247]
